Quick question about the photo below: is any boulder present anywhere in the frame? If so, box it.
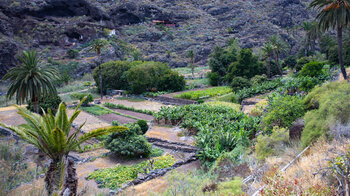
[289,118,304,140]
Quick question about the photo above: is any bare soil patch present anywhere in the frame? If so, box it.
[146,125,194,146]
[113,109,154,121]
[0,108,25,126]
[99,113,137,124]
[67,109,110,131]
[102,98,169,112]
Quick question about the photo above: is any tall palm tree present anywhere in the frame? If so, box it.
[309,0,350,79]
[2,50,58,113]
[261,42,276,78]
[90,39,107,99]
[320,33,336,59]
[270,35,289,76]
[301,21,320,56]
[0,100,127,195]
[187,50,196,79]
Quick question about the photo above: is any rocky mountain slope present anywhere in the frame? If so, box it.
[0,0,313,77]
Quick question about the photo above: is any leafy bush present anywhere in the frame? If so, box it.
[255,126,289,161]
[207,72,220,86]
[209,45,237,79]
[104,124,152,157]
[230,77,251,91]
[301,81,350,147]
[263,94,305,131]
[282,55,297,68]
[299,61,324,77]
[137,120,149,134]
[251,74,268,85]
[70,93,93,106]
[295,57,311,72]
[282,76,320,92]
[126,61,185,94]
[66,49,79,59]
[250,100,268,117]
[174,87,232,100]
[87,154,176,190]
[27,94,62,115]
[83,81,92,87]
[111,120,120,126]
[158,71,185,92]
[227,48,266,80]
[93,61,134,94]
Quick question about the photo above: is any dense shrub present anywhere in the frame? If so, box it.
[250,100,268,117]
[27,94,62,115]
[227,49,266,80]
[209,45,237,79]
[207,72,220,86]
[251,74,268,85]
[282,55,297,68]
[93,61,134,94]
[137,120,149,134]
[255,126,289,161]
[301,81,350,147]
[66,49,79,59]
[70,93,94,106]
[230,77,251,91]
[299,61,324,77]
[104,124,152,157]
[158,71,185,92]
[295,57,311,72]
[126,61,185,94]
[263,94,305,131]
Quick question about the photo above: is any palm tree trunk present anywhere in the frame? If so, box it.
[305,37,308,57]
[337,26,348,80]
[32,96,39,113]
[267,55,271,79]
[45,160,63,195]
[98,55,103,99]
[60,157,78,196]
[274,51,283,76]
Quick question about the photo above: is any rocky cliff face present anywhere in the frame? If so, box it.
[0,0,312,77]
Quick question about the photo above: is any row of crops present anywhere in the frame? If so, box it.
[155,104,261,163]
[174,86,232,100]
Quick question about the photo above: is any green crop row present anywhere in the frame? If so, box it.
[174,87,232,100]
[87,154,176,190]
[155,104,261,163]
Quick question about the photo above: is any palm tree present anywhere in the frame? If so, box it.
[90,39,107,99]
[270,35,289,76]
[261,42,276,78]
[309,0,350,79]
[2,50,58,113]
[187,50,196,79]
[0,100,127,195]
[320,33,336,59]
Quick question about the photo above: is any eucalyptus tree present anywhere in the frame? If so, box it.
[2,50,58,113]
[309,0,350,79]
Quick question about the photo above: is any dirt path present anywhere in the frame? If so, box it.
[0,107,25,126]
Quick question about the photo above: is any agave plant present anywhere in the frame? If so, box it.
[0,99,127,195]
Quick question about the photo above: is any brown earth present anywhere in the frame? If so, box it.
[102,98,169,112]
[67,109,110,131]
[113,109,154,121]
[146,125,194,146]
[99,113,137,124]
[0,106,25,126]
